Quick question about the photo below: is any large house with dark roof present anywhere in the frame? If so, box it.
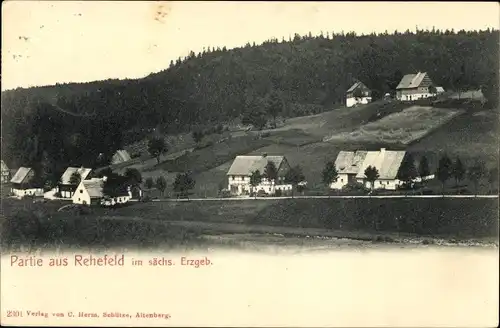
[331,148,406,190]
[58,167,93,198]
[346,81,372,107]
[395,72,443,101]
[10,167,44,197]
[226,154,292,196]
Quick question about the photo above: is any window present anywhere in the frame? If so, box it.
[80,189,83,193]
[341,179,343,183]
[232,176,235,180]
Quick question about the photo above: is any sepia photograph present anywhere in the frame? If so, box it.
[1,1,499,326]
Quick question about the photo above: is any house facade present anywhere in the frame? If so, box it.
[72,177,133,206]
[395,72,443,101]
[59,167,92,198]
[346,81,372,107]
[330,150,368,189]
[227,155,293,196]
[331,148,406,190]
[10,167,44,197]
[1,160,11,183]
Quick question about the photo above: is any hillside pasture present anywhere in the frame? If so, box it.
[260,100,409,138]
[151,135,272,174]
[324,106,464,144]
[408,110,499,168]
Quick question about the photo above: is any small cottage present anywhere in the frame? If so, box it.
[395,72,442,101]
[59,167,92,198]
[354,148,406,190]
[72,177,133,206]
[330,150,368,189]
[10,167,44,197]
[346,81,372,107]
[227,154,292,196]
[331,148,406,190]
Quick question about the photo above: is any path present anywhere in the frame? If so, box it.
[137,194,498,202]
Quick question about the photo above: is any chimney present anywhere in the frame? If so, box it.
[380,148,386,154]
[102,176,108,182]
[262,153,267,158]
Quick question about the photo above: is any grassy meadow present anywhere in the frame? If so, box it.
[1,197,497,251]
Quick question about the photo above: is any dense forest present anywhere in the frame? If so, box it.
[1,28,499,182]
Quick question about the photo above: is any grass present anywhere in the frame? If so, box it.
[408,109,499,166]
[1,198,497,250]
[325,106,464,144]
[247,198,499,240]
[152,135,272,174]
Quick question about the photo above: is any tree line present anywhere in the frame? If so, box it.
[1,28,498,173]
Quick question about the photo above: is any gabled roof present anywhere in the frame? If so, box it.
[346,81,370,93]
[60,167,92,185]
[10,167,33,184]
[355,149,406,180]
[335,151,368,174]
[80,178,105,198]
[396,72,430,89]
[436,86,445,93]
[111,150,132,164]
[1,160,9,172]
[227,155,286,176]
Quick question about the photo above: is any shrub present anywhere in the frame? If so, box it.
[275,189,282,197]
[256,190,268,197]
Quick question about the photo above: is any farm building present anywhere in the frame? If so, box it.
[59,167,93,198]
[111,149,132,165]
[395,72,443,101]
[1,160,11,183]
[9,167,44,197]
[72,177,133,206]
[331,148,406,190]
[330,150,368,189]
[227,154,292,196]
[345,81,372,107]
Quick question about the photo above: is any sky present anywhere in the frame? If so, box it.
[2,1,499,91]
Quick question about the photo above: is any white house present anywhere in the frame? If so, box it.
[72,177,132,206]
[330,150,368,189]
[395,72,443,101]
[346,81,372,107]
[1,160,11,183]
[10,167,44,198]
[354,148,406,190]
[226,154,293,196]
[330,148,406,190]
[58,167,92,198]
[111,150,132,165]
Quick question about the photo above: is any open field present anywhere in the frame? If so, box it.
[408,109,499,167]
[1,197,497,251]
[324,106,464,144]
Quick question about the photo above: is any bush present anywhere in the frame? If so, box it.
[275,189,282,197]
[256,190,268,197]
[341,181,370,195]
[218,189,231,198]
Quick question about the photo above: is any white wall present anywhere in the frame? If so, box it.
[228,175,292,196]
[11,188,44,198]
[397,92,433,101]
[72,190,91,205]
[330,173,349,189]
[346,96,372,108]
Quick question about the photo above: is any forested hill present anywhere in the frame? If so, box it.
[1,29,499,170]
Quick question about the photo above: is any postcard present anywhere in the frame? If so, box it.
[1,1,499,327]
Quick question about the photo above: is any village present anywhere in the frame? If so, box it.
[2,71,495,209]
